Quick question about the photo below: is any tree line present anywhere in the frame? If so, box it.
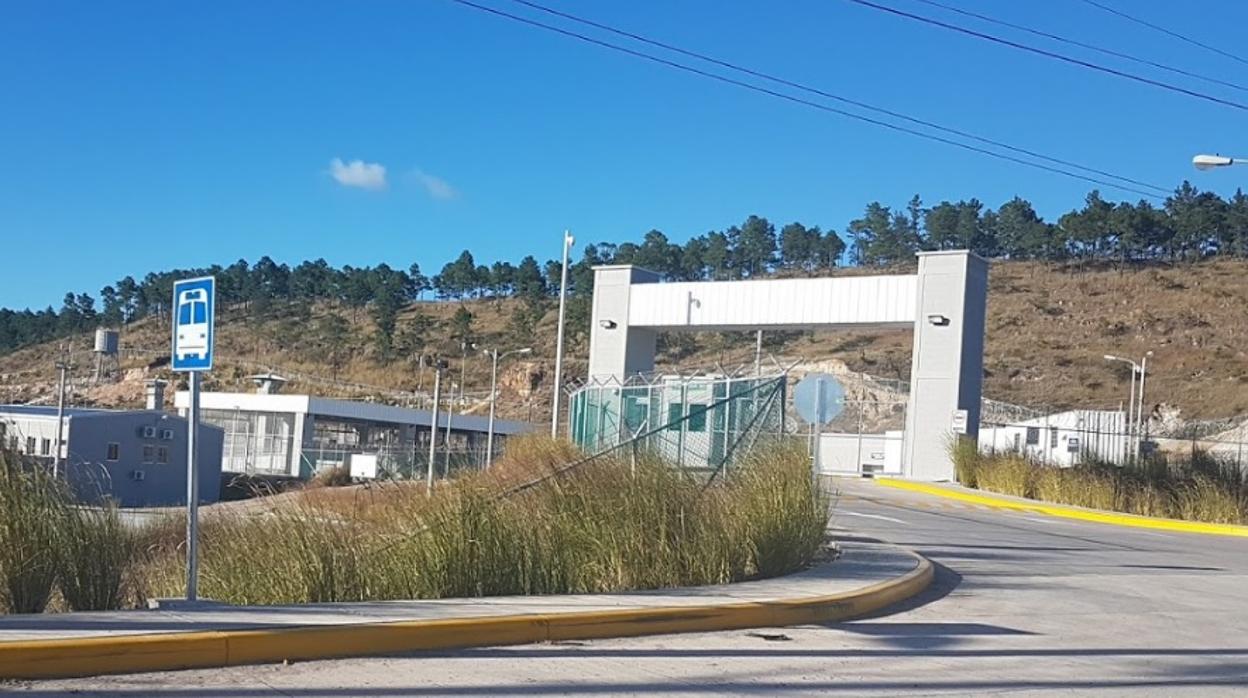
[2,181,1245,357]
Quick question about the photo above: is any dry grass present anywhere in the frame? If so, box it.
[954,446,1248,525]
[121,437,831,606]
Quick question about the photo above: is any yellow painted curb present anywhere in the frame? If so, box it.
[0,552,932,680]
[876,478,1248,538]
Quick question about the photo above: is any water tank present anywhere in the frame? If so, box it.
[94,328,119,355]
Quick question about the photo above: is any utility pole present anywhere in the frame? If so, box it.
[551,230,575,438]
[459,340,468,403]
[444,382,457,473]
[426,362,443,495]
[1136,351,1153,452]
[754,330,763,377]
[52,348,71,478]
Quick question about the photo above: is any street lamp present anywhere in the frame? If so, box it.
[1193,154,1246,171]
[484,346,532,467]
[1104,354,1139,459]
[1136,351,1154,449]
[551,230,575,438]
[426,358,448,495]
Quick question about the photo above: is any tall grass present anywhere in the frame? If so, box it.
[0,450,136,612]
[0,453,67,613]
[137,437,830,605]
[57,506,136,611]
[0,438,830,612]
[956,444,1248,525]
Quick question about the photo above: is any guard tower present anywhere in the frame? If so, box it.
[585,250,988,481]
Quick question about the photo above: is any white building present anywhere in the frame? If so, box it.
[174,378,533,479]
[979,409,1127,467]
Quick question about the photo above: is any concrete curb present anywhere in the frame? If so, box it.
[877,478,1248,538]
[0,550,932,680]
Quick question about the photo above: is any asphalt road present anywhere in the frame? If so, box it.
[15,477,1248,697]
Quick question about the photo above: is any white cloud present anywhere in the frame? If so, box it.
[412,169,457,200]
[329,158,387,190]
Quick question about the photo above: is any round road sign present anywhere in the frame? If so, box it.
[793,373,846,425]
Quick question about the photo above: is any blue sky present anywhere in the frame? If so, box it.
[2,0,1245,310]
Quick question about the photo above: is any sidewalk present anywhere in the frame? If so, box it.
[0,541,930,679]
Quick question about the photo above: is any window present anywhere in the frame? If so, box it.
[667,404,684,432]
[7,436,16,452]
[622,396,648,432]
[1049,429,1058,449]
[687,406,708,433]
[142,445,155,463]
[1025,427,1040,446]
[40,438,51,456]
[26,436,35,454]
[106,443,120,461]
[157,446,169,465]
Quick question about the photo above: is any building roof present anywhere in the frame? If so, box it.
[173,392,535,436]
[0,404,164,420]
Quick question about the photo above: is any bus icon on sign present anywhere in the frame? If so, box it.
[176,290,209,360]
[171,277,215,372]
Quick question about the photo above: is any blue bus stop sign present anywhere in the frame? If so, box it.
[793,373,845,425]
[171,276,215,372]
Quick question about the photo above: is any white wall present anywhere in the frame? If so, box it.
[818,431,904,475]
[0,415,64,459]
[627,275,917,330]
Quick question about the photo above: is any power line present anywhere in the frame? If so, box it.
[505,0,1169,195]
[448,0,1164,199]
[1079,0,1248,67]
[843,0,1248,113]
[914,0,1248,94]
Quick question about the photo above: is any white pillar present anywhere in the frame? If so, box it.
[901,251,988,481]
[587,265,660,382]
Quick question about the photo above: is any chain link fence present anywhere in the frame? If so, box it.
[568,373,787,477]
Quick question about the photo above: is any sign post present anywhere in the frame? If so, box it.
[171,276,215,602]
[794,373,846,479]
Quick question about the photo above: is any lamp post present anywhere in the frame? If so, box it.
[1136,351,1154,449]
[551,230,575,438]
[1104,354,1138,459]
[1193,154,1247,171]
[484,346,532,467]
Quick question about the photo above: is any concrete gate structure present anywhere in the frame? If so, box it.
[586,250,988,481]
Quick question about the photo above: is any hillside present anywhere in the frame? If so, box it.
[3,260,1248,426]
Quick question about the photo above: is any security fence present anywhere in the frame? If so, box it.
[299,443,494,481]
[978,400,1248,471]
[568,373,787,475]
